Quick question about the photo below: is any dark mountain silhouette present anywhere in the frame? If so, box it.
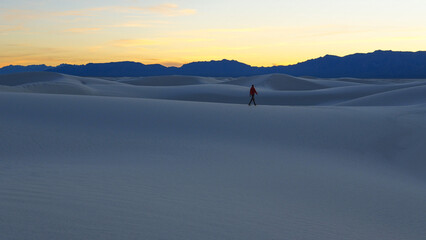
[0,64,52,74]
[46,60,256,77]
[179,60,256,77]
[51,62,173,77]
[0,50,425,78]
[282,50,426,78]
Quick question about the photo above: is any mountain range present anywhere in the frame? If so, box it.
[1,50,425,78]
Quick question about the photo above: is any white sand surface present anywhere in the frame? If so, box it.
[0,72,425,240]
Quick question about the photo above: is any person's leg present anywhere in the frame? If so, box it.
[249,95,253,105]
[253,96,256,106]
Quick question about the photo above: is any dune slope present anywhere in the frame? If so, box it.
[1,72,426,106]
[0,73,425,240]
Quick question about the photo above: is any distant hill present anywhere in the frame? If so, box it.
[50,62,172,77]
[178,60,257,77]
[282,50,426,78]
[1,50,425,78]
[0,64,53,74]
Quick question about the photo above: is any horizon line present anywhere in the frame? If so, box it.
[1,49,425,69]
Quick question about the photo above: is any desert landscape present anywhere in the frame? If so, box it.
[1,72,425,239]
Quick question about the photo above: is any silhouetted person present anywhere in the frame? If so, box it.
[248,85,257,106]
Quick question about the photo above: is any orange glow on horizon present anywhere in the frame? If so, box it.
[1,1,425,69]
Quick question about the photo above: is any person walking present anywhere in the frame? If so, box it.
[248,84,257,106]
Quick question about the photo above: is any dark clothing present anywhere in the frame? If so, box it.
[249,95,256,106]
[249,86,257,105]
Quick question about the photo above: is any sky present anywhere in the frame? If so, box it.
[1,0,425,67]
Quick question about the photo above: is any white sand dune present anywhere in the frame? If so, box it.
[117,75,224,86]
[0,72,425,240]
[339,84,426,106]
[2,72,426,106]
[221,74,331,90]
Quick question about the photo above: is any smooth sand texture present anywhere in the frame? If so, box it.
[1,72,425,240]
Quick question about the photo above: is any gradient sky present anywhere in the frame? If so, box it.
[1,0,425,67]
